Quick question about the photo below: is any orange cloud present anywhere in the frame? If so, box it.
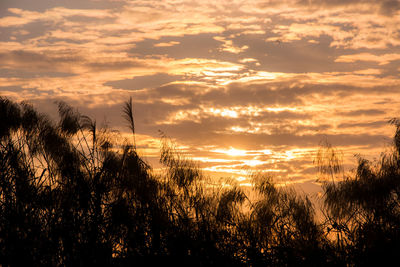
[1,0,400,182]
[335,53,400,65]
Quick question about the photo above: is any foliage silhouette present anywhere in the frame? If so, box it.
[0,96,399,266]
[321,119,400,266]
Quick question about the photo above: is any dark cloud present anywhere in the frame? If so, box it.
[201,82,399,108]
[374,99,395,105]
[86,60,148,72]
[337,109,386,117]
[159,121,389,148]
[0,50,152,73]
[247,35,343,73]
[0,68,75,78]
[129,33,345,73]
[201,83,304,107]
[129,33,222,60]
[146,82,306,108]
[380,0,400,16]
[337,120,388,129]
[0,0,122,14]
[0,21,49,42]
[296,0,400,16]
[290,124,332,133]
[253,110,311,121]
[0,50,79,71]
[105,73,183,90]
[297,0,363,5]
[0,85,27,92]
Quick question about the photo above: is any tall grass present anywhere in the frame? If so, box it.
[1,97,399,266]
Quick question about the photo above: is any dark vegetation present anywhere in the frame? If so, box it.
[1,96,400,266]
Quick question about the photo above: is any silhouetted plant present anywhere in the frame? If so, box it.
[2,96,399,266]
[319,119,400,266]
[237,174,328,266]
[122,97,136,150]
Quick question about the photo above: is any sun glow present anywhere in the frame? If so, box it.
[243,159,265,166]
[212,147,248,157]
[236,176,247,181]
[207,108,239,118]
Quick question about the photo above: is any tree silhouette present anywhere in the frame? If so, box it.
[1,96,399,266]
[320,118,400,266]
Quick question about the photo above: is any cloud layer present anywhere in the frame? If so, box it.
[1,0,400,185]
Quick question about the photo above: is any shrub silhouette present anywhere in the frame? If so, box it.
[321,119,400,266]
[1,96,399,266]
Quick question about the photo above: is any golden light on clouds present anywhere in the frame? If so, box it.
[1,0,400,190]
[212,147,248,157]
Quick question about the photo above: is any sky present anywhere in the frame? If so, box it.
[1,0,400,191]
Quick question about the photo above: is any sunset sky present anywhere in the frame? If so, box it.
[1,0,400,191]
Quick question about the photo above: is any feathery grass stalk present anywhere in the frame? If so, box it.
[122,97,136,150]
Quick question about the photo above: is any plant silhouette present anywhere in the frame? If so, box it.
[1,96,400,266]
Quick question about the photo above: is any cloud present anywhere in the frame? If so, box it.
[337,109,386,117]
[156,119,388,149]
[0,7,113,27]
[104,73,183,90]
[380,0,400,16]
[1,0,399,180]
[337,120,388,129]
[214,36,249,54]
[296,0,400,16]
[0,68,75,78]
[154,41,180,47]
[86,59,149,72]
[239,58,258,63]
[335,53,400,65]
[0,50,80,72]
